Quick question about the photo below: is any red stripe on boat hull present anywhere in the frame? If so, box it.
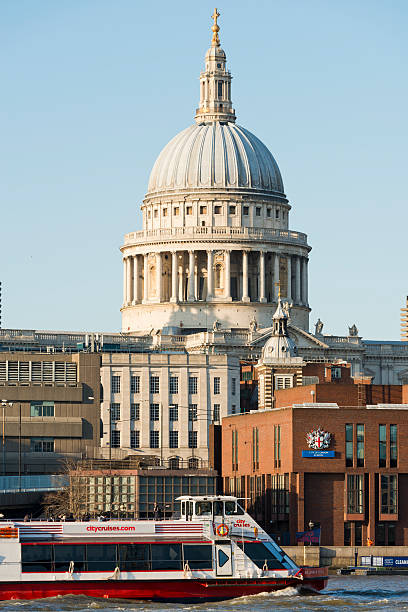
[0,575,328,602]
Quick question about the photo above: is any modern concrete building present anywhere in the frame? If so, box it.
[0,352,101,475]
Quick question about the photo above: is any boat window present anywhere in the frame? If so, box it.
[183,544,213,570]
[236,503,245,515]
[195,501,212,516]
[224,501,245,515]
[118,543,150,571]
[86,544,117,571]
[151,543,182,570]
[213,501,223,515]
[236,542,285,569]
[181,501,186,516]
[21,544,52,573]
[54,544,86,572]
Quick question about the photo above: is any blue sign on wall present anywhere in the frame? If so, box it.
[302,450,335,458]
[383,557,408,567]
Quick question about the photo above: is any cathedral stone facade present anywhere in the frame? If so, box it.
[121,14,311,333]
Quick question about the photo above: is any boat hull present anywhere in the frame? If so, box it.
[0,571,328,602]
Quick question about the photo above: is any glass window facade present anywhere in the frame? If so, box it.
[111,376,120,394]
[214,377,220,395]
[169,376,178,395]
[30,401,54,417]
[390,424,397,467]
[356,424,364,467]
[345,424,353,467]
[130,376,140,394]
[379,424,386,467]
[150,376,160,394]
[188,377,198,395]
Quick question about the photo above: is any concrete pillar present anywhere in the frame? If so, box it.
[123,258,127,306]
[259,250,266,303]
[133,256,140,303]
[156,252,162,302]
[188,250,195,302]
[170,251,178,303]
[207,250,213,301]
[242,251,250,302]
[143,254,149,302]
[274,253,280,301]
[224,250,231,300]
[286,255,292,301]
[296,256,301,304]
[127,255,133,304]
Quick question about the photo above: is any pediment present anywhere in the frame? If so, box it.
[249,324,329,349]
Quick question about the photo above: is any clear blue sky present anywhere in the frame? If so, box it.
[1,0,407,339]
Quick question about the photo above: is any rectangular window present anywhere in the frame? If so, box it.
[188,404,197,421]
[380,474,398,514]
[344,522,351,546]
[111,376,120,394]
[231,404,236,414]
[154,209,158,218]
[274,425,281,468]
[169,376,178,395]
[200,205,207,214]
[275,375,293,389]
[118,543,150,571]
[243,206,249,215]
[130,403,140,421]
[214,205,222,214]
[169,431,179,449]
[150,404,160,421]
[151,543,182,571]
[186,206,192,215]
[275,208,280,218]
[130,430,140,449]
[110,403,120,422]
[255,207,261,216]
[163,208,167,217]
[379,424,386,467]
[346,474,364,514]
[266,208,271,217]
[188,376,198,394]
[229,205,236,215]
[232,429,238,470]
[217,80,223,97]
[183,544,212,570]
[214,377,220,395]
[150,431,159,448]
[390,424,397,467]
[30,438,54,453]
[252,427,259,471]
[346,423,353,467]
[111,430,120,448]
[168,404,178,422]
[130,375,140,394]
[356,424,364,467]
[150,376,160,394]
[21,544,52,573]
[231,377,236,396]
[213,404,220,423]
[188,431,197,448]
[173,207,179,216]
[86,544,117,572]
[30,401,54,417]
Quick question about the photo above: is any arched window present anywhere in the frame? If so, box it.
[214,264,223,289]
[169,457,180,470]
[188,457,199,469]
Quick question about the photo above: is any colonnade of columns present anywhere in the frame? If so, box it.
[122,250,309,307]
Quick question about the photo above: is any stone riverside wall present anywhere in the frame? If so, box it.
[282,546,408,569]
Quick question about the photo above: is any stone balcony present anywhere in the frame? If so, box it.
[123,226,308,247]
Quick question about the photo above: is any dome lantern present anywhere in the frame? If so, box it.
[195,8,236,125]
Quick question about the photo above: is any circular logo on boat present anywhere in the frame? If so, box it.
[217,524,229,537]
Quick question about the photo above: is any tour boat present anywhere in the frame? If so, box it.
[0,495,328,602]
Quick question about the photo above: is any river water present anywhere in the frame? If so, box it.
[0,576,407,611]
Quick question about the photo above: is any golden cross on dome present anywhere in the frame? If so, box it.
[211,8,220,46]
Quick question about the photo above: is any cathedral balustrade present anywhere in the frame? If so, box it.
[123,226,308,246]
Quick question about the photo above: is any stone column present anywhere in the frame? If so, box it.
[133,256,140,304]
[295,256,301,304]
[123,257,127,306]
[286,255,292,302]
[207,250,213,301]
[143,254,149,302]
[259,250,266,302]
[224,250,231,300]
[188,250,195,302]
[127,255,133,304]
[274,253,280,301]
[170,251,178,303]
[242,251,250,302]
[303,258,308,306]
[156,252,162,302]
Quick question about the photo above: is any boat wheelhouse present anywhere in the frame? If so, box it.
[0,496,327,602]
